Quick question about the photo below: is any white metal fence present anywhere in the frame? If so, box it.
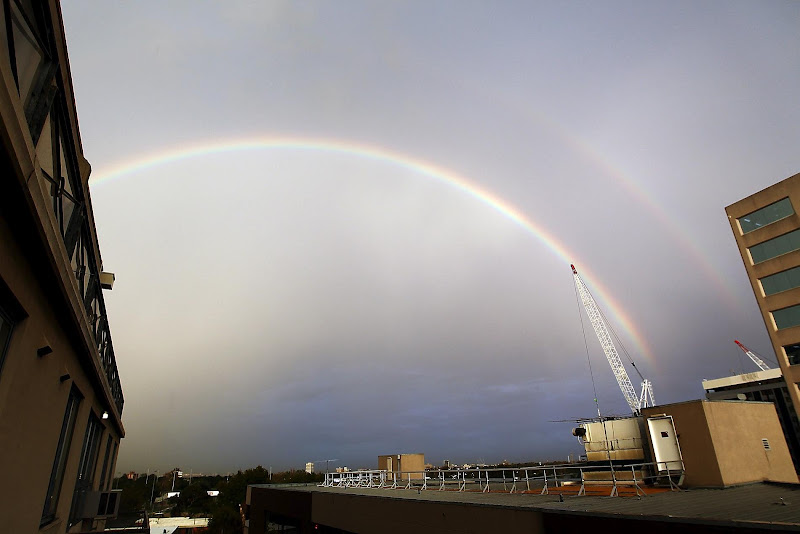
[320,462,683,497]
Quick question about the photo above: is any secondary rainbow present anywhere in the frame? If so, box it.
[91,137,658,369]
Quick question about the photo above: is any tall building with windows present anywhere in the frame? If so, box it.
[0,1,124,533]
[726,172,800,423]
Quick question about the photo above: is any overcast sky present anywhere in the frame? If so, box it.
[61,1,800,474]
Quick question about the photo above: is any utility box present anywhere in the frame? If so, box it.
[577,417,646,462]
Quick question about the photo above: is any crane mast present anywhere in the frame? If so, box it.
[572,264,654,413]
[735,340,771,371]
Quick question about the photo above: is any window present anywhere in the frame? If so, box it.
[5,0,57,143]
[68,413,103,527]
[0,305,13,376]
[8,0,45,103]
[106,440,118,490]
[784,344,800,365]
[749,229,800,264]
[97,435,113,491]
[772,305,800,330]
[760,266,800,296]
[38,107,82,242]
[41,387,82,526]
[739,198,794,234]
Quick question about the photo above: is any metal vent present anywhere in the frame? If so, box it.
[762,438,771,450]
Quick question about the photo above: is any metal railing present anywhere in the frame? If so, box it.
[320,462,683,497]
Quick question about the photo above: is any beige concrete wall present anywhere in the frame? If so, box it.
[399,453,425,475]
[703,401,797,485]
[725,172,800,424]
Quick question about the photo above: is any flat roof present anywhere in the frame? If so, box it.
[251,482,800,528]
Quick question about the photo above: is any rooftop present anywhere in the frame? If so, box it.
[252,482,800,529]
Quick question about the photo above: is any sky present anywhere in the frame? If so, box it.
[60,1,800,474]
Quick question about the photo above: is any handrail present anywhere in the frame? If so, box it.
[319,461,684,497]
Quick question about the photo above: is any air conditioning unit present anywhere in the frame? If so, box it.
[80,489,122,519]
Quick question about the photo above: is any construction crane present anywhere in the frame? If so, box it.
[571,264,655,413]
[734,340,771,371]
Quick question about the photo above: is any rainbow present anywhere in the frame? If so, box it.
[90,137,658,369]
[466,84,739,307]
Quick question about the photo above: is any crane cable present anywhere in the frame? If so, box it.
[583,282,646,383]
[574,275,602,418]
[574,275,618,481]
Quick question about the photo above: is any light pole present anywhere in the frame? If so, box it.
[313,459,339,476]
[150,470,159,510]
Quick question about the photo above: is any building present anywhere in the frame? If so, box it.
[245,482,800,533]
[305,462,314,475]
[703,369,800,470]
[377,453,425,481]
[726,173,800,421]
[0,1,124,533]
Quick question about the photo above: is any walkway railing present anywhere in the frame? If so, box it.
[320,462,683,497]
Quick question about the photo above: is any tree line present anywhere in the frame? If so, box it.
[113,466,323,534]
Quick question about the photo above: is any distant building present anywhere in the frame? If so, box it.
[305,462,314,474]
[726,173,800,422]
[0,1,124,533]
[378,454,425,481]
[126,471,139,480]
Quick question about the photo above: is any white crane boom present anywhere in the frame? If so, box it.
[572,264,641,413]
[735,340,771,371]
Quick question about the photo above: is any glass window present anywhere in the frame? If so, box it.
[106,441,117,490]
[749,229,800,264]
[739,198,795,234]
[0,306,13,372]
[760,266,800,296]
[773,305,800,330]
[42,387,82,526]
[10,2,44,102]
[68,413,103,527]
[97,435,113,491]
[785,344,800,366]
[36,113,54,177]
